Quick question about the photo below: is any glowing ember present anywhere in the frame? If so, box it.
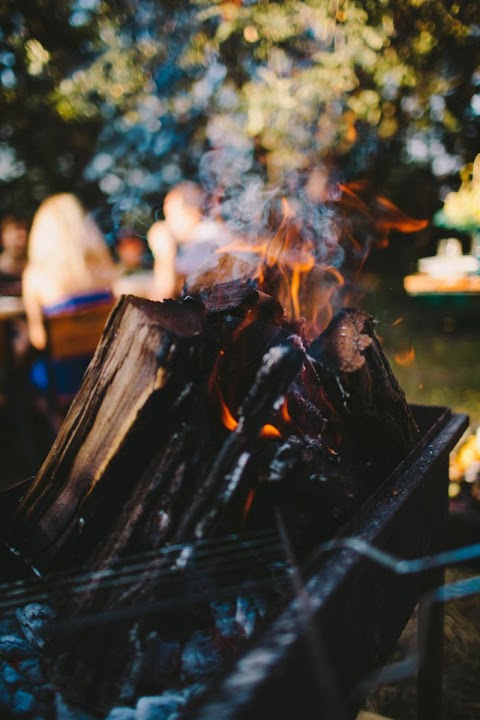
[242,487,256,524]
[391,317,404,327]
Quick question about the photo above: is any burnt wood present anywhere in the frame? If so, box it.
[309,308,420,479]
[6,295,214,570]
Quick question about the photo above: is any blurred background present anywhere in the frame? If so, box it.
[1,0,480,439]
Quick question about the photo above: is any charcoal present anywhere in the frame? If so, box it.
[0,678,11,707]
[136,692,186,720]
[3,662,22,686]
[180,630,222,683]
[16,605,56,650]
[143,634,181,687]
[11,688,36,715]
[17,659,44,685]
[235,596,264,639]
[201,280,258,317]
[0,618,18,635]
[0,635,33,661]
[210,600,239,638]
[0,292,427,715]
[104,707,136,720]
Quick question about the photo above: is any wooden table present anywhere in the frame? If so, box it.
[404,273,480,295]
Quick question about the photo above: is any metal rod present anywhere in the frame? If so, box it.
[417,569,445,720]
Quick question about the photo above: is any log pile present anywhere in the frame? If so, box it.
[5,283,420,711]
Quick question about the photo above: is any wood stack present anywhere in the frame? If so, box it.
[5,284,420,710]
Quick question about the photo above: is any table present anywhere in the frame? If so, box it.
[404,273,480,295]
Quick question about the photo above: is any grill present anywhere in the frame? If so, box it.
[185,404,467,720]
[0,404,468,720]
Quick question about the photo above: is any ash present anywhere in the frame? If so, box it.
[0,594,266,720]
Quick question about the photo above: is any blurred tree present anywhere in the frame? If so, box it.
[1,0,480,233]
[0,0,104,217]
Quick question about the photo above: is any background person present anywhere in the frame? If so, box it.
[147,181,227,298]
[116,231,148,276]
[23,193,117,398]
[0,215,29,295]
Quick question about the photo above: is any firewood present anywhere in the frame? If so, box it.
[243,434,366,553]
[200,280,284,330]
[7,295,214,571]
[171,341,305,542]
[200,280,258,317]
[308,308,420,478]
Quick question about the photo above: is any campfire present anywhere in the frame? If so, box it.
[0,183,464,720]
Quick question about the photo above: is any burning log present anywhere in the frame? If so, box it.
[7,292,420,576]
[7,294,215,570]
[308,308,420,483]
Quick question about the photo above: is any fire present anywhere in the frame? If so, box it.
[242,487,256,524]
[215,196,343,337]
[215,377,282,438]
[220,396,239,431]
[393,347,415,367]
[211,179,427,342]
[259,424,282,438]
[280,398,292,424]
[391,317,404,327]
[337,181,428,249]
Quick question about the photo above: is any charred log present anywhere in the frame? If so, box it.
[7,295,215,571]
[309,308,420,482]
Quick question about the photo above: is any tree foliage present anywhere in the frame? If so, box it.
[1,0,479,229]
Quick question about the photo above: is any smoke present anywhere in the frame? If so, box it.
[198,144,345,270]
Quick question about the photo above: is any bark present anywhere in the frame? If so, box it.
[308,308,420,479]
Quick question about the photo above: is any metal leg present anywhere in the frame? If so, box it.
[416,569,445,720]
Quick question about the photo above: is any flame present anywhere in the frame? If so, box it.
[393,347,416,367]
[211,179,426,341]
[280,398,292,424]
[215,377,282,438]
[214,194,346,337]
[242,487,255,524]
[220,398,238,431]
[337,182,428,249]
[214,379,239,431]
[260,424,282,438]
[391,317,404,327]
[374,195,429,234]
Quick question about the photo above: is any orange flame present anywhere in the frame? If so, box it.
[216,378,282,438]
[391,317,404,327]
[280,398,292,424]
[212,180,426,341]
[242,487,256,524]
[217,193,348,337]
[338,182,428,249]
[260,424,282,438]
[374,195,429,234]
[393,347,416,367]
[214,380,239,431]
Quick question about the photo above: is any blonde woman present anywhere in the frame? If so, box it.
[23,193,117,397]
